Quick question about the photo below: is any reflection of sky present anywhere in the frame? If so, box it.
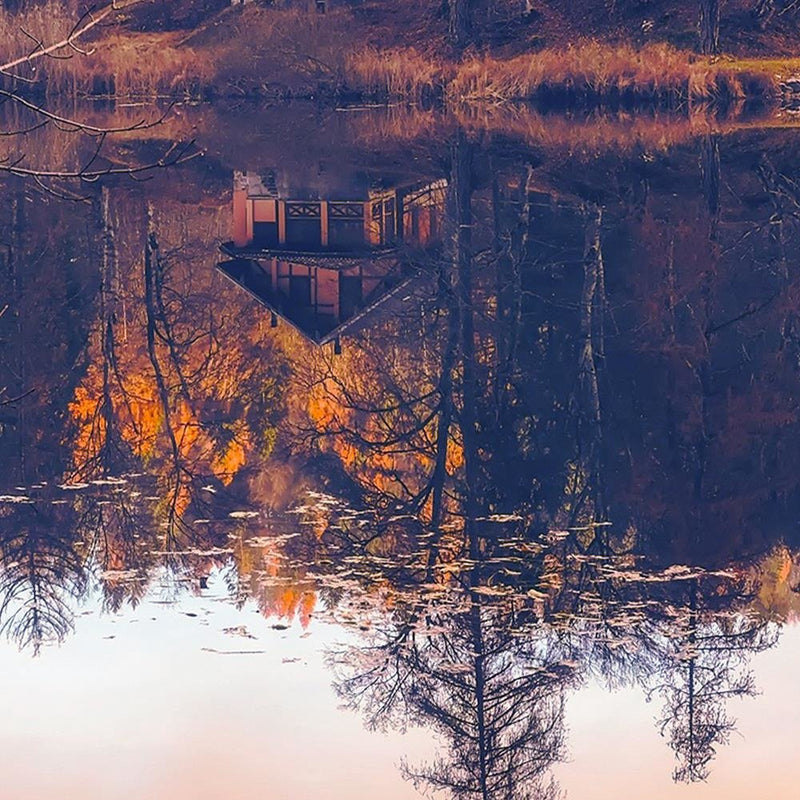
[557,624,800,799]
[0,572,435,800]
[2,569,799,800]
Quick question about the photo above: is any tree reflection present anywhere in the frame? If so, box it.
[298,128,800,790]
[0,502,85,654]
[648,578,778,783]
[333,558,575,799]
[2,112,800,794]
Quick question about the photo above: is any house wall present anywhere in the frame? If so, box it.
[232,173,446,251]
[316,269,339,318]
[233,186,249,247]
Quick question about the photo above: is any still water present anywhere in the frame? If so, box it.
[1,101,800,799]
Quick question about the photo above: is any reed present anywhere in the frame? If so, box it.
[59,33,212,99]
[453,104,729,154]
[449,42,777,105]
[0,2,210,100]
[0,3,785,104]
[347,102,800,157]
[343,47,445,100]
[0,2,83,64]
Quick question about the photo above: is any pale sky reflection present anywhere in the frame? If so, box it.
[2,572,798,800]
[0,575,434,800]
[556,624,800,800]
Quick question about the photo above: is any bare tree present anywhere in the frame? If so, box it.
[647,579,778,782]
[333,569,574,800]
[1,3,198,192]
[449,0,474,50]
[0,503,86,654]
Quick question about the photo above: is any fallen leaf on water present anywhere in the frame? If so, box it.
[222,626,257,639]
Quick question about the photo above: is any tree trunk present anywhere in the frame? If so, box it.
[700,135,720,232]
[578,205,604,429]
[449,0,472,51]
[448,133,480,556]
[699,0,721,55]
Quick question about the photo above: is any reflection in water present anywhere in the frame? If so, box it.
[2,104,800,796]
[219,168,447,345]
[0,499,85,654]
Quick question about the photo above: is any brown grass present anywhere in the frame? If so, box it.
[0,3,789,104]
[343,47,445,99]
[454,104,731,153]
[42,33,211,99]
[0,2,87,88]
[344,101,800,157]
[0,2,84,61]
[0,2,211,99]
[449,41,781,104]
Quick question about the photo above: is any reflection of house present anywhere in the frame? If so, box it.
[229,170,445,254]
[219,170,446,348]
[217,256,418,346]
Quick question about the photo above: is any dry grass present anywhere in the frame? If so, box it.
[450,41,780,104]
[0,2,89,88]
[0,3,787,104]
[345,102,800,157]
[33,35,209,100]
[342,42,785,105]
[343,47,445,99]
[64,33,212,98]
[0,2,210,99]
[454,104,731,154]
[346,105,452,148]
[0,2,84,61]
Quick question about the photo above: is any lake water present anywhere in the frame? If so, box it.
[1,100,800,799]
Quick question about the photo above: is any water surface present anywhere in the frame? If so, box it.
[2,101,800,799]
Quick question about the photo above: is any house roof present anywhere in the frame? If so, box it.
[216,257,422,345]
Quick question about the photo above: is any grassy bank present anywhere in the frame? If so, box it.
[347,42,799,106]
[449,43,786,105]
[2,4,799,106]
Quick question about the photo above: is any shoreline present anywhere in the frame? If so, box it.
[3,7,799,108]
[13,41,800,109]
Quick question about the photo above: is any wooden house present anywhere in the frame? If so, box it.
[219,169,446,348]
[229,170,445,255]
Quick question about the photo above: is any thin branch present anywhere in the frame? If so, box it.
[0,4,116,75]
[0,90,172,134]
